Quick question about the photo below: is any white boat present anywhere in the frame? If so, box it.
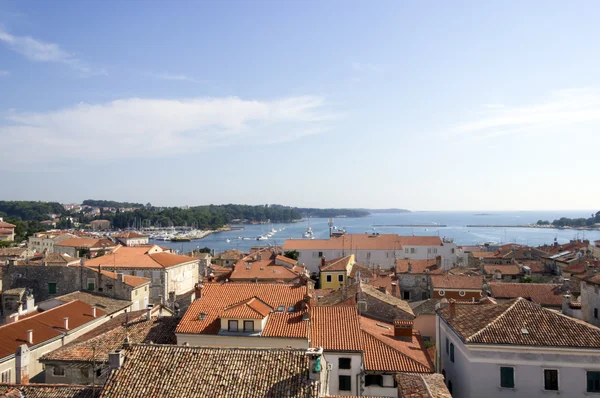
[302,227,314,239]
[256,235,268,241]
[271,228,277,234]
[226,239,231,243]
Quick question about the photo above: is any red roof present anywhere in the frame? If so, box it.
[0,300,106,359]
[221,297,273,319]
[430,275,483,290]
[0,221,16,228]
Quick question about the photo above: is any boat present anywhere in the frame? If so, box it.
[302,227,314,239]
[256,235,268,241]
[271,228,277,234]
[226,239,231,243]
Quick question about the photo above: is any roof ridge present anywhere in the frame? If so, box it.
[0,300,82,331]
[465,298,522,342]
[421,373,435,397]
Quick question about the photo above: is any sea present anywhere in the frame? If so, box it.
[158,210,600,254]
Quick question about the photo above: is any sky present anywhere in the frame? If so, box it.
[1,1,599,211]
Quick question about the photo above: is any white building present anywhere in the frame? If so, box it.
[85,245,199,304]
[27,232,76,254]
[436,298,600,398]
[579,272,600,328]
[112,231,149,247]
[283,234,457,273]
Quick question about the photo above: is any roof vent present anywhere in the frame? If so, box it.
[521,328,529,334]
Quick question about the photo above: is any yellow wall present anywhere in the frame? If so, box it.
[320,271,348,290]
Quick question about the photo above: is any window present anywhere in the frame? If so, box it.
[326,275,332,282]
[1,369,10,383]
[587,371,600,393]
[411,248,416,254]
[544,369,558,391]
[366,252,371,259]
[365,374,383,387]
[405,248,409,254]
[338,357,351,369]
[87,278,95,291]
[318,251,323,257]
[439,290,445,296]
[403,291,410,300]
[338,274,344,282]
[421,292,428,300]
[445,338,449,354]
[243,320,254,332]
[135,290,138,296]
[96,368,102,377]
[595,308,598,319]
[48,282,57,295]
[500,367,514,388]
[459,291,465,297]
[428,248,432,254]
[53,366,65,377]
[338,375,351,391]
[433,248,438,254]
[450,343,454,362]
[228,320,238,332]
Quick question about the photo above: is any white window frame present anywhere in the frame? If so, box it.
[53,366,66,377]
[411,248,416,254]
[439,290,445,296]
[542,368,559,391]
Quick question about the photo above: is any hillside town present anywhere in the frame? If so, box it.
[0,214,599,398]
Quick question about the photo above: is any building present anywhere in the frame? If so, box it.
[54,238,117,258]
[319,255,355,290]
[283,234,457,273]
[0,219,16,242]
[111,232,149,247]
[195,252,212,277]
[40,309,177,385]
[90,220,110,231]
[437,298,600,398]
[98,345,326,398]
[37,291,133,318]
[481,264,524,281]
[0,300,108,383]
[0,248,35,264]
[488,282,567,309]
[228,248,307,284]
[213,249,246,267]
[578,272,600,328]
[429,275,484,301]
[1,288,37,319]
[85,245,199,305]
[396,373,451,398]
[92,269,151,311]
[395,257,443,302]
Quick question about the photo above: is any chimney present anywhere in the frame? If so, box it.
[436,255,442,267]
[108,349,124,371]
[16,344,30,384]
[391,282,397,297]
[562,294,571,315]
[26,330,33,344]
[63,317,69,331]
[585,262,595,278]
[92,306,97,318]
[448,299,456,319]
[393,319,413,339]
[8,313,19,324]
[407,262,412,273]
[377,286,387,294]
[117,273,124,283]
[321,256,326,268]
[146,306,152,321]
[194,283,203,300]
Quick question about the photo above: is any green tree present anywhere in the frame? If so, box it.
[284,250,299,260]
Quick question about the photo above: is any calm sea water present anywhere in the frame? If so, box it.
[159,211,600,254]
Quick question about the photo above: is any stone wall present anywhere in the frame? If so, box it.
[581,281,600,328]
[396,274,430,302]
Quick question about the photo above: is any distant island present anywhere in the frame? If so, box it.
[363,208,411,214]
[537,211,600,229]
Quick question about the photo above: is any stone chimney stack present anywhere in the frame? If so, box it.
[562,294,571,316]
[26,330,33,345]
[391,282,397,297]
[321,256,326,268]
[408,262,412,273]
[194,283,203,300]
[16,344,30,384]
[63,317,69,331]
[393,319,414,339]
[436,255,442,267]
[117,273,124,283]
[448,299,456,319]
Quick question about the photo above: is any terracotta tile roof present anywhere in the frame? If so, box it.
[112,231,147,239]
[519,260,545,273]
[396,259,438,274]
[0,248,30,256]
[320,255,353,272]
[99,345,320,398]
[85,246,197,269]
[361,284,414,316]
[564,260,600,275]
[471,251,500,259]
[40,312,177,363]
[438,297,600,347]
[217,249,246,260]
[54,291,131,315]
[399,236,443,246]
[489,283,565,306]
[359,316,433,372]
[40,253,81,265]
[95,269,150,288]
[221,297,273,319]
[0,300,106,359]
[176,283,308,335]
[409,299,439,316]
[349,263,375,279]
[310,306,362,351]
[276,254,297,266]
[0,384,100,398]
[55,238,115,249]
[283,234,405,251]
[0,221,16,228]
[0,229,14,235]
[430,275,483,290]
[396,373,451,398]
[579,272,600,286]
[483,264,522,276]
[262,311,309,339]
[229,259,301,282]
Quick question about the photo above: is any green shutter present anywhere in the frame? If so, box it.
[48,282,56,294]
[500,367,514,388]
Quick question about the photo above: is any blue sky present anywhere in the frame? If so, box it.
[1,1,599,211]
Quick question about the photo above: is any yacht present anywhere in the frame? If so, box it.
[302,227,314,239]
[256,235,268,241]
[226,239,231,243]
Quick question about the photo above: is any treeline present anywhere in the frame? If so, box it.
[537,211,600,227]
[83,199,144,208]
[0,201,66,221]
[297,208,370,218]
[104,204,304,229]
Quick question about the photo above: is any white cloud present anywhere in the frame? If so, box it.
[0,70,8,76]
[0,96,337,168]
[352,62,384,73]
[449,88,600,140]
[0,27,104,76]
[148,73,203,83]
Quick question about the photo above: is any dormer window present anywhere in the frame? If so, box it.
[198,313,207,320]
[228,320,238,332]
[288,306,295,313]
[243,320,254,332]
[276,306,285,312]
